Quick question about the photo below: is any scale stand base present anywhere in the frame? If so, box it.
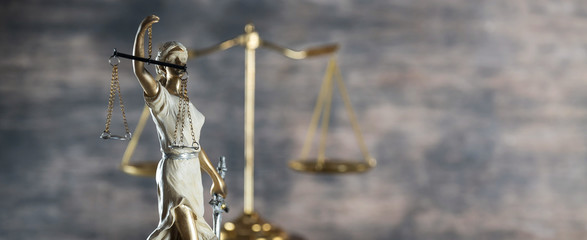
[221,211,304,240]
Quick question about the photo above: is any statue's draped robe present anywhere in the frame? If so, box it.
[145,82,216,240]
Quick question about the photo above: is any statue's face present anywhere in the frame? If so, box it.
[164,50,188,80]
[167,49,187,66]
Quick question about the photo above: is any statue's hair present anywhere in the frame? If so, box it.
[155,41,188,83]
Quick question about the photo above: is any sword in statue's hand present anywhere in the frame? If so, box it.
[209,156,229,239]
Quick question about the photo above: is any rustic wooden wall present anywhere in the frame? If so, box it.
[2,1,587,239]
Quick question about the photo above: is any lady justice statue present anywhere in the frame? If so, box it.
[132,15,227,240]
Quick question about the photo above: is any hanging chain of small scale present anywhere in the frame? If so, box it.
[290,56,376,173]
[171,72,199,150]
[101,26,153,140]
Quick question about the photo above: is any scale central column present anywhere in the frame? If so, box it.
[243,23,259,214]
[223,23,292,240]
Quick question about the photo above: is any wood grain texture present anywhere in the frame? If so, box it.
[1,1,586,239]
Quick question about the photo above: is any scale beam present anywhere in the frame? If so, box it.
[111,49,187,71]
[188,29,338,60]
[188,36,243,58]
[261,41,339,59]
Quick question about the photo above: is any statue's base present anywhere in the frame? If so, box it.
[221,211,303,240]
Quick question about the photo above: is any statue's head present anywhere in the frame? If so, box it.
[155,41,188,80]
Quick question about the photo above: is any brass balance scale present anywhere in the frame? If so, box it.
[102,22,376,240]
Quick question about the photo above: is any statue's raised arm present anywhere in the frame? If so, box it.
[133,15,159,97]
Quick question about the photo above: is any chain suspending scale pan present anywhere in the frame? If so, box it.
[289,56,376,174]
[100,55,132,141]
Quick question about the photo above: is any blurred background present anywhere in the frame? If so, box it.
[2,0,587,239]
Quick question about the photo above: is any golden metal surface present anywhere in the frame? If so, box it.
[175,205,201,239]
[188,37,241,59]
[243,23,258,214]
[289,57,376,173]
[200,149,228,197]
[187,24,337,61]
[220,212,292,240]
[132,15,161,98]
[120,162,158,177]
[261,41,338,60]
[289,159,374,174]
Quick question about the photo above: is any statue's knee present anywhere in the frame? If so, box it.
[176,204,191,213]
[174,204,195,219]
[174,204,199,239]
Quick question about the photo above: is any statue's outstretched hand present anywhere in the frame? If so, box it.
[141,15,160,29]
[210,180,227,198]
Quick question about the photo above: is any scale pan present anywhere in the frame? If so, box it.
[289,158,374,174]
[120,161,158,177]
